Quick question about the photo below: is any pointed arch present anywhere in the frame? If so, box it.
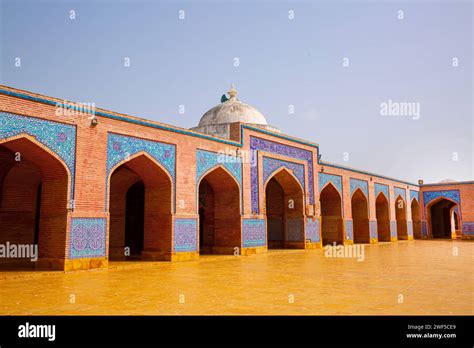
[0,133,72,199]
[107,150,174,210]
[0,136,70,269]
[108,152,173,261]
[376,192,390,242]
[376,190,389,202]
[264,167,305,249]
[320,181,342,197]
[198,166,241,255]
[426,197,459,239]
[320,182,343,245]
[197,163,242,214]
[394,194,408,240]
[351,188,370,243]
[411,198,422,239]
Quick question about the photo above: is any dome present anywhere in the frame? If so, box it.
[191,85,280,139]
[197,85,268,127]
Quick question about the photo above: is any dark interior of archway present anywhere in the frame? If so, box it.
[320,184,343,245]
[375,194,390,242]
[395,198,408,240]
[265,177,284,248]
[109,155,173,261]
[0,146,41,268]
[199,180,214,253]
[0,142,68,269]
[411,199,422,239]
[453,212,459,230]
[265,170,304,249]
[352,190,370,243]
[125,181,145,257]
[430,199,456,238]
[198,168,240,255]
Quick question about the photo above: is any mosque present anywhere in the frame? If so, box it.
[0,84,472,271]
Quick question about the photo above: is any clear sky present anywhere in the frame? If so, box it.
[1,0,472,184]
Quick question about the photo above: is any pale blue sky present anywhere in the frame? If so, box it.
[1,0,472,183]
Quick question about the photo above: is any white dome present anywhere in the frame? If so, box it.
[198,86,268,127]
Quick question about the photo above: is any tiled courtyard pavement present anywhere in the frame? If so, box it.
[0,240,472,315]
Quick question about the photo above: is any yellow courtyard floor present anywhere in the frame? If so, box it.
[0,240,472,315]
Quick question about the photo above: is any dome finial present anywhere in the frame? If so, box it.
[228,84,238,100]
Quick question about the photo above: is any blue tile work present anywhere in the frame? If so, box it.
[422,222,427,237]
[69,218,107,259]
[350,178,369,198]
[374,183,389,201]
[287,219,303,242]
[263,157,305,189]
[105,133,176,209]
[423,190,460,206]
[394,187,406,202]
[174,219,197,252]
[462,222,474,235]
[0,111,76,198]
[250,136,314,213]
[390,220,397,238]
[196,149,242,187]
[345,220,353,241]
[407,221,413,237]
[369,220,377,239]
[242,219,266,247]
[410,190,419,202]
[319,173,342,193]
[305,218,320,242]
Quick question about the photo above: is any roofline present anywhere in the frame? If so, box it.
[421,181,474,187]
[319,160,420,187]
[0,85,321,149]
[4,84,466,190]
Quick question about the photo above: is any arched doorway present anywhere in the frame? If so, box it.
[198,167,240,254]
[411,198,422,239]
[0,138,69,269]
[395,196,408,240]
[375,193,390,242]
[108,153,172,261]
[351,189,370,243]
[428,198,458,239]
[264,168,304,249]
[320,183,343,245]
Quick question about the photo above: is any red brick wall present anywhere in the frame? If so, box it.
[1,85,473,265]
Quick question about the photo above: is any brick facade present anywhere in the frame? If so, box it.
[0,85,472,271]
